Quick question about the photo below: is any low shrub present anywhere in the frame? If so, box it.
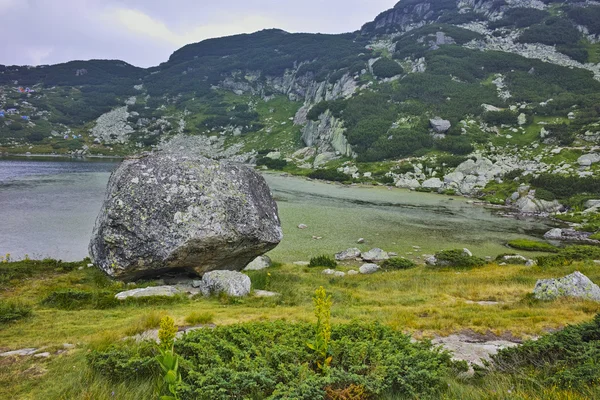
[185,311,214,325]
[0,300,33,324]
[256,157,287,170]
[308,169,350,182]
[381,258,417,270]
[507,239,558,253]
[536,245,600,267]
[309,255,338,269]
[491,314,600,390]
[0,258,83,288]
[434,249,486,268]
[495,253,528,265]
[372,58,404,78]
[87,321,464,399]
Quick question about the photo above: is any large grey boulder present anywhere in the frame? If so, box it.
[534,272,600,301]
[89,152,283,280]
[198,270,251,297]
[544,228,563,240]
[422,178,443,190]
[335,248,361,261]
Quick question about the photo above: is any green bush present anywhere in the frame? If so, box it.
[535,188,556,201]
[308,255,337,269]
[491,314,600,390]
[536,245,600,267]
[88,321,463,399]
[517,17,582,46]
[0,300,33,324]
[434,249,486,268]
[372,58,404,78]
[256,157,287,170]
[381,258,417,270]
[308,169,350,182]
[507,239,558,253]
[482,110,518,125]
[87,341,158,381]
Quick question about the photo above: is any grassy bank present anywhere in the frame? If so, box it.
[1,257,600,398]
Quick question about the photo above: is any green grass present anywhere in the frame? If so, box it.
[507,239,559,253]
[1,258,600,398]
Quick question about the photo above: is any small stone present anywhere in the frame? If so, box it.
[361,248,389,262]
[359,263,380,274]
[298,224,308,229]
[34,352,51,358]
[347,270,359,275]
[525,260,536,267]
[357,238,365,244]
[322,269,336,275]
[334,271,346,277]
[243,255,272,271]
[335,248,361,261]
[463,248,473,257]
[544,228,563,240]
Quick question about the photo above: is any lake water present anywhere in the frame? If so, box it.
[0,157,554,262]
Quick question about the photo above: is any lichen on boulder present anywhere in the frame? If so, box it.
[89,151,282,280]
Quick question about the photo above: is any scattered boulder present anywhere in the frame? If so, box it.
[347,270,359,275]
[244,255,272,271]
[115,286,181,300]
[298,224,308,229]
[429,118,451,133]
[335,248,361,261]
[425,255,437,265]
[463,248,473,257]
[200,270,251,297]
[293,261,310,266]
[322,269,336,275]
[515,197,563,214]
[359,263,380,274]
[334,271,346,277]
[89,152,282,281]
[421,178,443,190]
[361,248,389,262]
[585,200,600,209]
[357,238,365,244]
[395,177,421,189]
[265,151,281,160]
[578,154,600,167]
[534,272,600,302]
[544,228,563,240]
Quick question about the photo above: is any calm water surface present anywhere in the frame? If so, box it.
[0,158,553,262]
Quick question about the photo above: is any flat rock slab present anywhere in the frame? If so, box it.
[254,290,281,297]
[335,248,361,261]
[0,348,38,357]
[361,248,389,262]
[433,335,520,367]
[115,286,181,300]
[200,270,251,297]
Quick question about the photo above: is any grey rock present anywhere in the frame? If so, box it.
[544,228,563,240]
[578,154,600,167]
[525,259,536,267]
[334,271,346,277]
[335,248,361,261]
[463,248,473,257]
[357,238,365,244]
[429,118,451,133]
[361,248,389,262]
[298,224,308,229]
[395,177,421,189]
[115,286,181,300]
[0,348,38,357]
[422,178,443,190]
[322,269,336,275]
[347,270,359,275]
[534,272,600,301]
[265,152,281,160]
[293,261,310,266]
[34,352,51,358]
[425,255,437,265]
[244,255,272,271]
[89,152,282,280]
[313,152,339,168]
[585,200,600,209]
[359,263,380,274]
[202,270,251,297]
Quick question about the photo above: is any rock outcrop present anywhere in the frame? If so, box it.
[89,151,282,280]
[301,111,355,157]
[534,272,600,302]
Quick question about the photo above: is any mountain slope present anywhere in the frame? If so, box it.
[1,0,599,201]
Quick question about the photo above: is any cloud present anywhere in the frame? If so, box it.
[106,7,284,47]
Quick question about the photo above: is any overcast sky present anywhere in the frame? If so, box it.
[0,0,397,68]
